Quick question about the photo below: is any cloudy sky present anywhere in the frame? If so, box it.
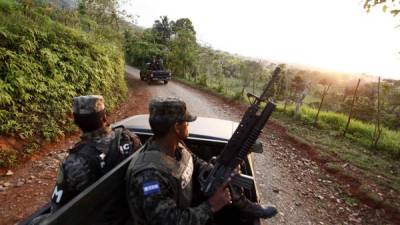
[123,0,400,79]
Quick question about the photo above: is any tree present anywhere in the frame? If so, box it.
[171,18,196,35]
[342,86,354,102]
[381,81,400,129]
[364,0,400,16]
[238,61,252,97]
[167,29,198,78]
[275,65,287,101]
[153,16,172,45]
[77,0,125,30]
[343,83,376,122]
[288,75,308,116]
[124,29,165,67]
[237,60,263,97]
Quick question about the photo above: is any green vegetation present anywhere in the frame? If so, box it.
[125,16,400,151]
[0,148,17,168]
[364,0,400,16]
[177,73,400,195]
[0,0,128,164]
[123,18,400,199]
[276,105,400,156]
[273,111,400,188]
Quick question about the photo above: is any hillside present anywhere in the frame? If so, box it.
[0,0,127,167]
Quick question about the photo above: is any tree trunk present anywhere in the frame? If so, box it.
[343,79,361,137]
[314,84,331,125]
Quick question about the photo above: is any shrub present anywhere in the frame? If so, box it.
[233,91,244,100]
[0,2,127,142]
[0,0,15,14]
[197,74,208,87]
[0,148,17,167]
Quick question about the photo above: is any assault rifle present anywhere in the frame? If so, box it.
[199,67,281,196]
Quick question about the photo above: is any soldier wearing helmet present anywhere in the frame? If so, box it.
[49,95,142,224]
[126,97,276,225]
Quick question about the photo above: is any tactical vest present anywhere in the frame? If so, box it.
[127,140,194,208]
[51,127,133,208]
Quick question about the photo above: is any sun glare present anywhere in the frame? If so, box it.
[126,0,400,79]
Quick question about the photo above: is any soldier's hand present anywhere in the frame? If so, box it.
[233,164,241,175]
[207,180,232,213]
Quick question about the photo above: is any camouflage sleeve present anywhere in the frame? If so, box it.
[127,169,213,225]
[63,154,93,192]
[122,128,142,152]
[50,154,94,212]
[192,153,213,178]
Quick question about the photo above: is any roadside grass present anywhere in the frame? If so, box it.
[174,75,400,194]
[277,105,400,158]
[273,109,400,192]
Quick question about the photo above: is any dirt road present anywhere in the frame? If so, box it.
[0,66,393,225]
[125,66,391,225]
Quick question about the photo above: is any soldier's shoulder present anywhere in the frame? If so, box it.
[112,126,138,139]
[128,168,170,185]
[63,152,89,170]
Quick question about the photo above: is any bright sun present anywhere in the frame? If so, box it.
[127,0,400,79]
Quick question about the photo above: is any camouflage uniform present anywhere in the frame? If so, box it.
[126,97,213,225]
[50,95,142,224]
[125,97,277,225]
[126,139,214,225]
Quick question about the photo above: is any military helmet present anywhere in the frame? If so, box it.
[72,95,105,115]
[149,97,196,123]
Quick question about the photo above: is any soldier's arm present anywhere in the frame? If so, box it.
[127,169,213,225]
[122,128,142,151]
[192,153,213,178]
[63,154,94,191]
[50,154,93,211]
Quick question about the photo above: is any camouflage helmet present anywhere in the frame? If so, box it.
[149,97,196,123]
[72,95,105,115]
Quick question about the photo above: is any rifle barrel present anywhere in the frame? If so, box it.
[260,67,281,100]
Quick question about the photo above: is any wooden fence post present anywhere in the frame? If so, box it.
[314,84,331,125]
[343,79,361,137]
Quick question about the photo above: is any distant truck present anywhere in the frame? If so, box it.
[139,60,171,84]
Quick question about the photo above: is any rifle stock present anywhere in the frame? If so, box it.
[199,67,280,196]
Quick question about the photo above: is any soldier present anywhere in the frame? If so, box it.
[126,97,276,225]
[48,95,142,224]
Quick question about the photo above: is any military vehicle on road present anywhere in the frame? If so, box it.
[20,115,264,225]
[139,60,171,84]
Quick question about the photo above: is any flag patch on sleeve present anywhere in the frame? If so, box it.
[143,181,160,196]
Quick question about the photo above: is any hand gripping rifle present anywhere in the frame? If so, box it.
[199,67,281,196]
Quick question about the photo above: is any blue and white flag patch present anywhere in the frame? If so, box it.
[143,180,160,196]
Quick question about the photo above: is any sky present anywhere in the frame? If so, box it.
[123,0,400,80]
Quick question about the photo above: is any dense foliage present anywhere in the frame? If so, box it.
[0,0,127,142]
